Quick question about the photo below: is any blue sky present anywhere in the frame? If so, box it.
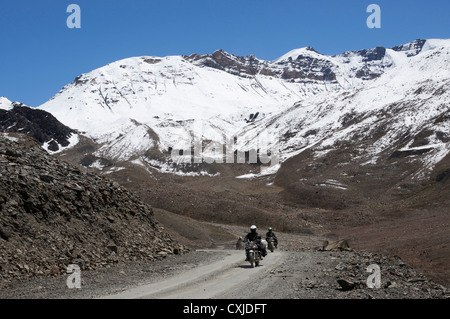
[1,0,449,107]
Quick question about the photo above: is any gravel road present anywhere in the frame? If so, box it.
[1,245,447,300]
[101,249,285,299]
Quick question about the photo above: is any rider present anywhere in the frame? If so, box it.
[243,225,267,259]
[266,227,278,248]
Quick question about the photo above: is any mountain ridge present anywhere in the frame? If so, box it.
[34,38,449,179]
[1,38,449,180]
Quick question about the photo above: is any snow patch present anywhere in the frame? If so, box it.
[43,133,80,154]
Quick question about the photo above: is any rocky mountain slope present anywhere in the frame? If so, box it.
[0,97,78,153]
[0,133,184,282]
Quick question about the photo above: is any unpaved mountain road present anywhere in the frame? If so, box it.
[101,250,285,299]
[0,246,446,299]
[98,247,447,300]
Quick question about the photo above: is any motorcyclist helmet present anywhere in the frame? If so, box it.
[268,227,272,231]
[250,225,257,233]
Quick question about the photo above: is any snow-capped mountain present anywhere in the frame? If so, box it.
[243,39,450,170]
[38,39,450,180]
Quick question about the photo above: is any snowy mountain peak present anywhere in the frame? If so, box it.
[37,39,450,179]
[0,97,13,110]
[421,38,450,52]
[274,46,322,62]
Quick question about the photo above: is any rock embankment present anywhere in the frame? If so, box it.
[0,133,185,282]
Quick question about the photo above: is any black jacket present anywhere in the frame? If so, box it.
[266,231,278,242]
[244,231,262,243]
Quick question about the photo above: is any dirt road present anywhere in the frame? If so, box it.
[0,246,446,300]
[101,249,285,299]
[0,223,446,300]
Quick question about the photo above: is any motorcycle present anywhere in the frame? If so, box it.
[245,241,262,268]
[266,237,276,252]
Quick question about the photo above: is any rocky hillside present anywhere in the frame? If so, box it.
[0,98,78,153]
[0,133,185,282]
